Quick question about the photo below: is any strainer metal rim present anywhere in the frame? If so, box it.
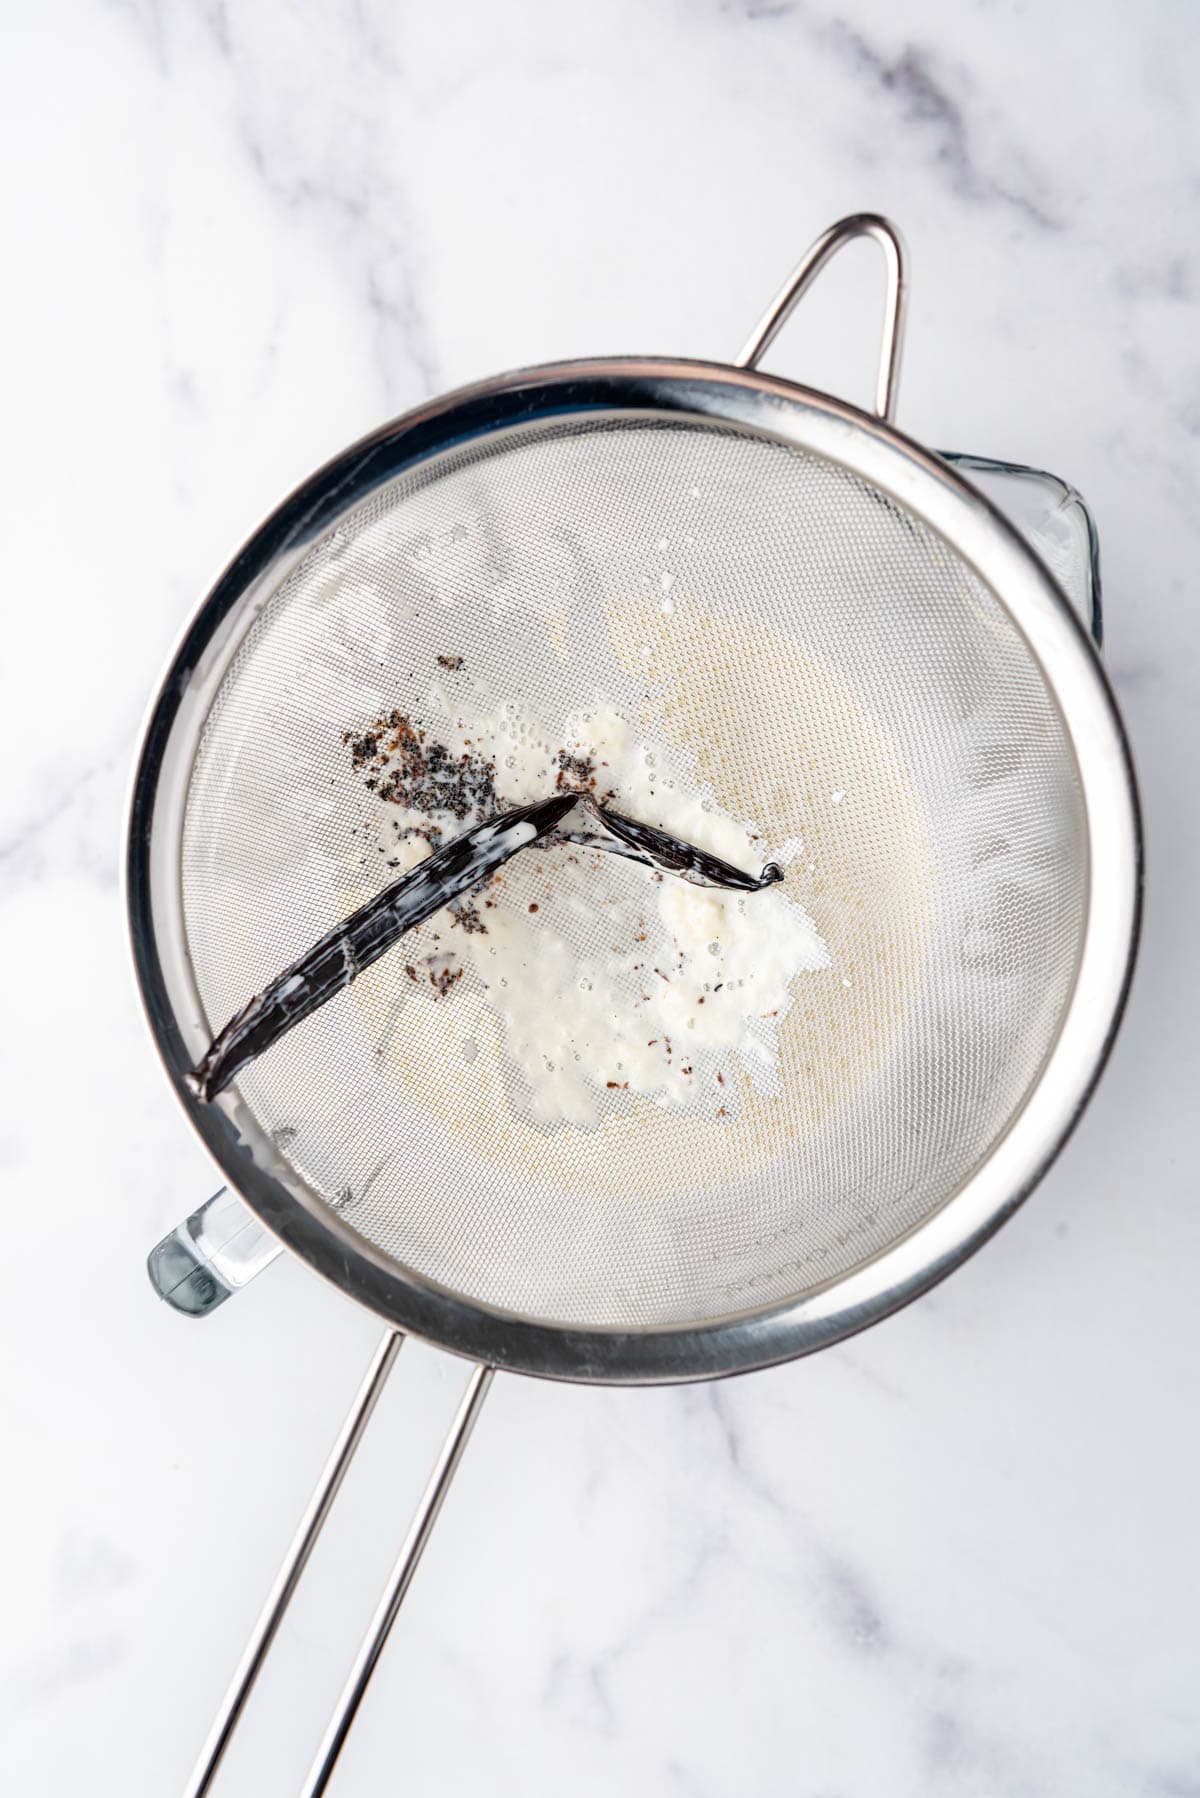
[127,357,1142,1385]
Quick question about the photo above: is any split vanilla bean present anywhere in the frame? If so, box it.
[188,792,782,1103]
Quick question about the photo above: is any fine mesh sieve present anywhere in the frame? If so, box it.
[128,217,1140,1796]
[179,414,1087,1330]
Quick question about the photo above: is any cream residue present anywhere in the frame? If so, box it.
[365,697,829,1128]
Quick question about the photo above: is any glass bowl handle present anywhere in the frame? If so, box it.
[146,1186,283,1316]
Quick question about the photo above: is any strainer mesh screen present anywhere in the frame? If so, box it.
[180,418,1086,1328]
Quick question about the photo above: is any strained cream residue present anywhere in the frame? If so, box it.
[354,697,829,1128]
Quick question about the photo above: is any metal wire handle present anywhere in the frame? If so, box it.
[182,1331,403,1795]
[301,1364,495,1795]
[179,1335,491,1796]
[735,212,908,422]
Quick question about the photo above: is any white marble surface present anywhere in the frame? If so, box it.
[3,2,1198,1793]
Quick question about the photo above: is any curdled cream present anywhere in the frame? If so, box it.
[360,695,830,1129]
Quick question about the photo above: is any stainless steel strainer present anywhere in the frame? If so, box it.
[128,216,1141,1794]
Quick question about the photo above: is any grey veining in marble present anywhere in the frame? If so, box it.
[2,2,1198,1794]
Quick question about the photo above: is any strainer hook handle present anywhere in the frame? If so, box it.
[734,212,908,423]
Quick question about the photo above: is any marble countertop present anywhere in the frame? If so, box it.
[3,3,1198,1793]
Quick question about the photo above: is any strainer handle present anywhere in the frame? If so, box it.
[177,1337,491,1796]
[180,1329,404,1797]
[734,212,908,423]
[300,1362,495,1795]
